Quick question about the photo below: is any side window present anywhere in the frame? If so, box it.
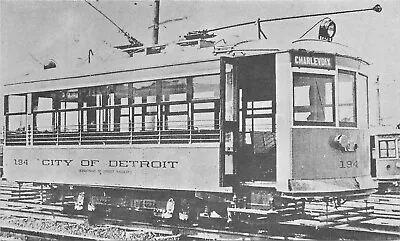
[162,78,187,130]
[192,75,220,130]
[132,81,158,131]
[359,74,369,127]
[338,70,357,127]
[293,73,335,125]
[379,140,396,158]
[398,139,400,157]
[81,86,104,132]
[60,89,79,132]
[5,94,27,133]
[114,83,130,132]
[193,75,220,100]
[32,91,58,132]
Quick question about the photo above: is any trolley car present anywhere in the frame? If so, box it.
[3,16,378,223]
[370,128,400,193]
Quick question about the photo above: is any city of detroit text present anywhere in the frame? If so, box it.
[41,159,178,169]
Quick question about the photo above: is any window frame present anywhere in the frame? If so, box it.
[338,70,357,127]
[5,94,28,134]
[378,139,397,158]
[5,73,222,146]
[293,72,336,126]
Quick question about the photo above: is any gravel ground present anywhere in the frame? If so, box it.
[0,232,26,241]
[0,215,163,240]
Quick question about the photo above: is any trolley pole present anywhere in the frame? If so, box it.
[152,0,160,45]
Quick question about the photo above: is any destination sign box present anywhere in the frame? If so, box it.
[291,51,335,70]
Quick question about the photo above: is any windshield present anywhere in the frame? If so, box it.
[293,73,335,125]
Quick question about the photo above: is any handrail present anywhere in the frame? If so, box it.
[7,119,221,146]
[6,120,274,146]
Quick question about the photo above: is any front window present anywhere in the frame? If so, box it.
[293,73,334,125]
[338,70,357,127]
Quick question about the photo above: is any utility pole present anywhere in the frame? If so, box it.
[376,75,382,126]
[153,0,160,45]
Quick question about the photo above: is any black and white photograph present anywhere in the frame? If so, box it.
[0,0,400,240]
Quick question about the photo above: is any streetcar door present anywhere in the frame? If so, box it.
[237,55,276,182]
[220,57,239,186]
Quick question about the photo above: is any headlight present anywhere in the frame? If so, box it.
[319,18,336,41]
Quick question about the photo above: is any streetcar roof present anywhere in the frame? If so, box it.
[3,38,368,93]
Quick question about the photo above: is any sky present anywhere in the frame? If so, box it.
[1,0,400,128]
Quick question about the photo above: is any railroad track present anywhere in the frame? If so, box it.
[0,182,179,240]
[0,199,304,241]
[0,201,198,240]
[0,181,50,203]
[281,195,400,240]
[0,182,296,240]
[1,180,400,240]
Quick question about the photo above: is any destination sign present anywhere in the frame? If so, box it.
[291,51,335,70]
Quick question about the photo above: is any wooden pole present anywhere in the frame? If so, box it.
[153,0,160,45]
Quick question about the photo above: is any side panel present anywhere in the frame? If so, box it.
[376,159,400,179]
[292,128,370,179]
[4,145,232,193]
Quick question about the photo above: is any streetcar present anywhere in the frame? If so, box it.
[2,11,380,224]
[370,127,400,193]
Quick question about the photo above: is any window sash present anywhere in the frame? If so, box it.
[379,140,396,158]
[338,70,357,127]
[293,73,335,126]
